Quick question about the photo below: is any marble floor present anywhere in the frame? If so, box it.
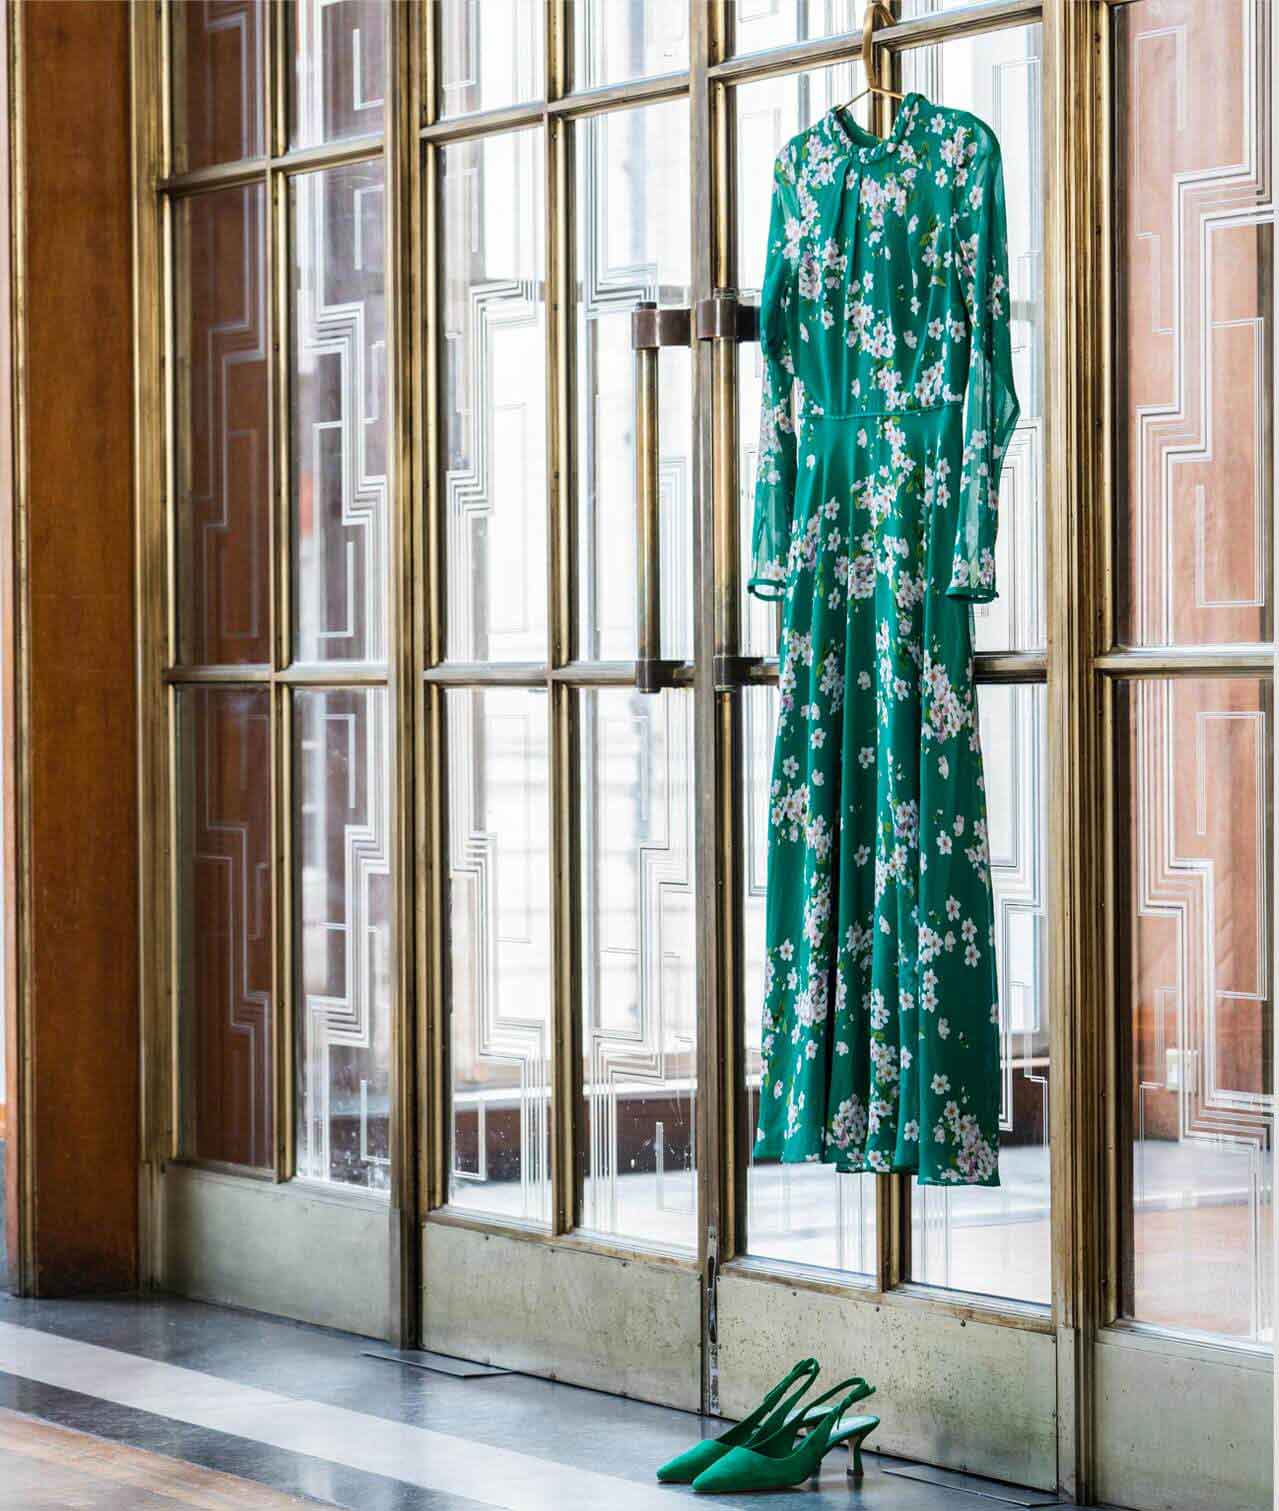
[0,1292,1075,1510]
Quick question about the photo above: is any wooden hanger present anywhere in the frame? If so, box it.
[840,1,905,111]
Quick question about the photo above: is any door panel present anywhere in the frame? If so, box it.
[718,1269,1058,1489]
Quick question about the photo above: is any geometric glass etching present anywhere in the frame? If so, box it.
[178,686,274,1170]
[579,688,697,1251]
[903,24,1046,655]
[172,0,265,174]
[912,683,1051,1305]
[294,687,392,1191]
[734,66,867,661]
[731,1,857,60]
[1118,678,1273,1343]
[1115,1,1274,649]
[442,130,547,664]
[743,684,876,1276]
[438,0,544,120]
[291,161,388,666]
[576,101,693,664]
[175,185,270,668]
[290,0,386,150]
[574,1,689,91]
[446,688,553,1226]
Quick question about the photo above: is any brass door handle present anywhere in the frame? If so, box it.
[630,302,689,694]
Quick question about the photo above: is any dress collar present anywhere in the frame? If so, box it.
[822,92,924,164]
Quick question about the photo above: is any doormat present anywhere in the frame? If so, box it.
[879,1461,1064,1506]
[362,1347,514,1379]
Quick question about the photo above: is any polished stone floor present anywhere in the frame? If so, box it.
[0,1292,1075,1510]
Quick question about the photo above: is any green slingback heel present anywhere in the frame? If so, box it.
[655,1357,821,1485]
[689,1377,879,1495]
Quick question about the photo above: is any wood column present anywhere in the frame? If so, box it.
[4,0,138,1295]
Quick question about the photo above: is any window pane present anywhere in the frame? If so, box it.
[447,688,553,1225]
[580,688,697,1249]
[173,0,265,173]
[442,130,547,663]
[744,684,876,1276]
[575,1,688,90]
[178,687,274,1170]
[1119,678,1273,1342]
[1115,1,1273,648]
[576,101,692,664]
[438,0,544,119]
[291,161,388,665]
[902,24,1045,654]
[911,683,1050,1305]
[176,185,270,668]
[290,0,386,149]
[294,688,392,1191]
[735,65,867,660]
[731,1,857,59]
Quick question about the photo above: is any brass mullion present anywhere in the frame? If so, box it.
[1044,2,1108,1503]
[546,1,580,1239]
[1094,648,1276,677]
[386,0,422,1345]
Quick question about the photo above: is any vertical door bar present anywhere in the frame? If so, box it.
[633,319,663,691]
[546,0,581,1238]
[1044,0,1108,1501]
[387,0,424,1347]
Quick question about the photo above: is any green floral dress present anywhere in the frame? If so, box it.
[751,95,1019,1186]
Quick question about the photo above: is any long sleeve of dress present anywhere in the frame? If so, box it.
[948,139,1020,602]
[748,159,800,602]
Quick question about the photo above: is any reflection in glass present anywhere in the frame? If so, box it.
[173,0,265,173]
[575,0,688,90]
[1119,678,1273,1342]
[902,25,1045,654]
[178,687,274,1169]
[438,0,544,119]
[447,688,553,1225]
[291,161,388,665]
[294,688,392,1190]
[912,684,1050,1304]
[576,101,692,664]
[176,185,270,667]
[290,0,386,149]
[1114,1,1273,648]
[731,0,858,59]
[443,131,547,663]
[580,689,697,1249]
[744,688,876,1275]
[734,66,865,660]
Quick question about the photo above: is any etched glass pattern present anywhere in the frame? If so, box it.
[290,0,386,149]
[1119,678,1273,1342]
[294,688,392,1190]
[447,688,553,1225]
[173,0,265,173]
[291,161,388,665]
[176,185,270,668]
[438,0,544,119]
[178,686,274,1169]
[576,101,692,664]
[1115,1,1273,648]
[744,684,876,1276]
[579,688,697,1249]
[442,130,547,663]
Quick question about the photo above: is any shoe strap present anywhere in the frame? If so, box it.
[757,1357,820,1433]
[798,1375,874,1422]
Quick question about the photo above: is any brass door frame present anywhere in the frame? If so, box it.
[128,2,1276,1504]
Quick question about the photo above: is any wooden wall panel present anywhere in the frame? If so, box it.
[9,0,138,1294]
